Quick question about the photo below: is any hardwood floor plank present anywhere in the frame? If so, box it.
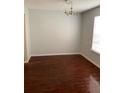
[24,55,100,93]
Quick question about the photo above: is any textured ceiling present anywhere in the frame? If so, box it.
[25,0,100,12]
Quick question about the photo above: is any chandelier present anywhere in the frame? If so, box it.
[64,0,78,16]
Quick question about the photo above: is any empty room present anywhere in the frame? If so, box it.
[24,0,100,93]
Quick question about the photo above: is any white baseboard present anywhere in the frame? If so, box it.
[31,52,80,57]
[80,53,100,68]
[24,56,31,63]
[24,61,28,63]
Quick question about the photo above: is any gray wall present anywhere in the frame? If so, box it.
[80,7,100,67]
[29,10,81,56]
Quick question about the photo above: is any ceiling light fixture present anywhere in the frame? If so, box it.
[64,0,78,16]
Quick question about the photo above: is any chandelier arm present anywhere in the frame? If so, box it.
[64,0,77,16]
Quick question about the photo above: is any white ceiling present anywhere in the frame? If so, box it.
[25,0,100,12]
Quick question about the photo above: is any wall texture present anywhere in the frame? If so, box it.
[29,10,81,56]
[80,7,100,67]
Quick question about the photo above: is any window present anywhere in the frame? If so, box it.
[92,16,100,54]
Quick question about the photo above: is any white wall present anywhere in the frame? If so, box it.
[24,8,31,63]
[29,10,81,56]
[80,7,100,67]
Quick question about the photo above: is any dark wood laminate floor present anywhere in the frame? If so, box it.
[24,54,100,93]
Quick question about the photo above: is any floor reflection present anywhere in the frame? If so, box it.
[89,75,100,93]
